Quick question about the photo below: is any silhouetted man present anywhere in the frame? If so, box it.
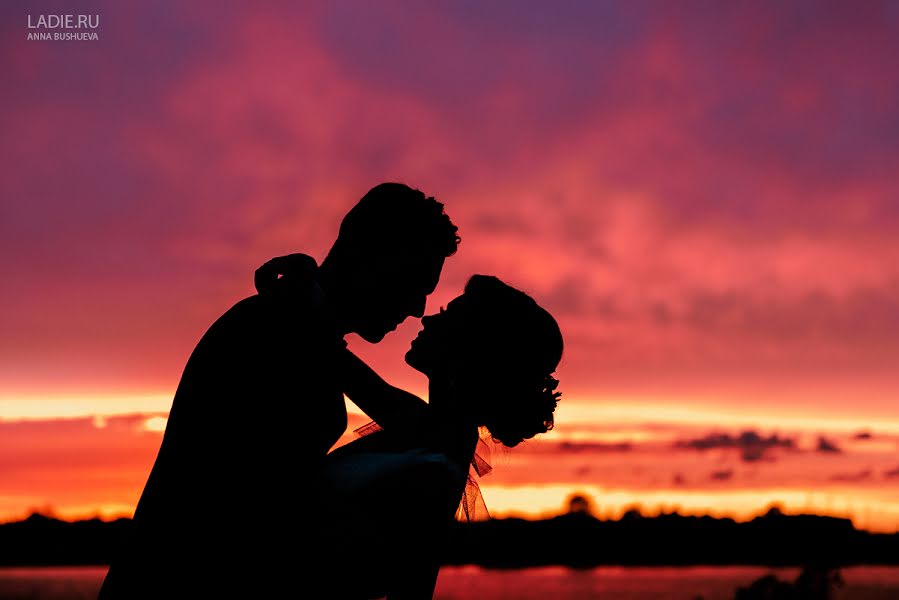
[99,183,459,599]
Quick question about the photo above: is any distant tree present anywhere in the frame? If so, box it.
[566,493,595,516]
[621,505,644,520]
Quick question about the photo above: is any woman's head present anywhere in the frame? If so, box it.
[405,275,563,447]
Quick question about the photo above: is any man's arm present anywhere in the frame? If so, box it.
[341,349,429,431]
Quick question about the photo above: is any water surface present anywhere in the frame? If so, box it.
[2,565,899,599]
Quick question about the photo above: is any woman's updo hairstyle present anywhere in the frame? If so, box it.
[458,275,563,447]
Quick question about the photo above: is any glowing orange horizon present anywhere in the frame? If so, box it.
[3,400,899,533]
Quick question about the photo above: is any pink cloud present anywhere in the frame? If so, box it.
[1,1,898,451]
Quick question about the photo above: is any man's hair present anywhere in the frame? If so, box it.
[326,183,460,261]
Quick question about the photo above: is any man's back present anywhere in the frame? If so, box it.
[100,285,346,598]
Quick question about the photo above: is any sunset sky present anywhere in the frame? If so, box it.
[2,2,899,531]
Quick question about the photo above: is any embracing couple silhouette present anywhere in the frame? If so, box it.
[99,183,563,599]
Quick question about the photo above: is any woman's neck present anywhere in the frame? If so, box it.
[426,381,480,463]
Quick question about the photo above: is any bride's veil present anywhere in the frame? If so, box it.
[456,436,492,522]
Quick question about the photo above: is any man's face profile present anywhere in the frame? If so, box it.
[353,254,444,343]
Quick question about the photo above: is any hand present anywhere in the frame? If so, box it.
[254,253,317,294]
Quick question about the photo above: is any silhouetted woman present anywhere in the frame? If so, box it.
[318,275,563,599]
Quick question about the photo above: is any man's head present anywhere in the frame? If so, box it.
[319,183,460,343]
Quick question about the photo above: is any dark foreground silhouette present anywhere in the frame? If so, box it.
[732,564,844,600]
[98,183,460,599]
[311,274,563,598]
[5,508,899,568]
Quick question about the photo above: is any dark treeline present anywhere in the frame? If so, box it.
[0,513,131,566]
[445,507,899,569]
[3,508,899,568]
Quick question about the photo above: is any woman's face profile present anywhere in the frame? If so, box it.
[405,294,476,376]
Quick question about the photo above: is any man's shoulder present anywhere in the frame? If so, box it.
[205,291,337,346]
[181,293,341,380]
